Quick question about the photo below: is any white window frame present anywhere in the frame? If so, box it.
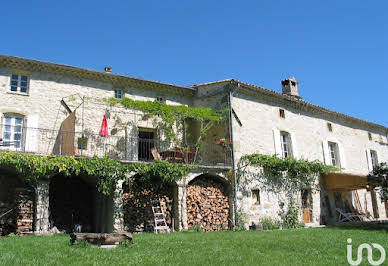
[10,73,29,94]
[328,142,340,167]
[114,89,124,99]
[370,150,378,169]
[2,115,25,150]
[280,131,293,158]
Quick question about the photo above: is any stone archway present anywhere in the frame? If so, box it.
[122,175,175,232]
[0,171,34,235]
[49,174,110,233]
[186,174,231,231]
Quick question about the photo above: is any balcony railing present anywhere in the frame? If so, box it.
[0,125,232,167]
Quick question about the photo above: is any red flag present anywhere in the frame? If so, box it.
[99,115,109,137]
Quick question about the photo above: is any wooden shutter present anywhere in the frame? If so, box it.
[290,132,298,159]
[25,115,39,152]
[322,141,330,165]
[272,129,281,156]
[60,111,76,155]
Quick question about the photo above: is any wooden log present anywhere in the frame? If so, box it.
[70,232,133,245]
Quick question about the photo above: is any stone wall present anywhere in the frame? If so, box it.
[230,90,388,224]
[0,174,34,235]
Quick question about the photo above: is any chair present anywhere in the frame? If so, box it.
[151,148,161,161]
[335,208,370,222]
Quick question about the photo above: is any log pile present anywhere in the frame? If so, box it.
[187,176,230,231]
[15,188,34,233]
[122,183,173,232]
[70,232,132,245]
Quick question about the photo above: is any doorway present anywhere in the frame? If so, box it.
[138,129,155,161]
[301,189,312,223]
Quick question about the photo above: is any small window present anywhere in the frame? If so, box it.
[327,123,333,132]
[370,150,378,169]
[368,132,372,141]
[114,89,123,99]
[252,190,261,205]
[279,109,285,118]
[328,142,340,167]
[156,96,164,103]
[280,131,293,158]
[10,74,29,94]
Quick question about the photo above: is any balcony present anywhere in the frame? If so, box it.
[0,124,232,168]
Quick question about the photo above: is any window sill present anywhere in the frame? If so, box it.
[6,91,29,96]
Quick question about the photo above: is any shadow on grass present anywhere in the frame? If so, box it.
[327,221,388,233]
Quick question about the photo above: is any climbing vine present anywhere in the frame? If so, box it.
[101,97,228,142]
[0,151,194,195]
[368,162,388,202]
[238,154,337,195]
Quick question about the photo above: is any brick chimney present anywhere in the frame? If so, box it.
[104,66,112,73]
[281,77,300,98]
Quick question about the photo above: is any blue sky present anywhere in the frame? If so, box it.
[1,1,387,125]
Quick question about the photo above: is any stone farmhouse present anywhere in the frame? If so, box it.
[0,55,387,235]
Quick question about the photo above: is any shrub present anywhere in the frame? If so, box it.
[259,217,281,230]
[281,200,300,229]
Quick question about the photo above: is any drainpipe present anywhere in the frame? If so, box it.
[228,82,240,228]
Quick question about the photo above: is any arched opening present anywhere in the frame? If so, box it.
[0,170,34,235]
[186,174,231,231]
[49,174,112,233]
[122,175,175,232]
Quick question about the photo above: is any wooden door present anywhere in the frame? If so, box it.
[301,189,312,223]
[60,112,76,156]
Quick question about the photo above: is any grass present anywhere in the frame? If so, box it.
[0,224,387,265]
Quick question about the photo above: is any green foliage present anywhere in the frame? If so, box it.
[234,208,248,231]
[259,217,281,230]
[239,154,337,194]
[368,162,388,202]
[280,200,300,229]
[102,97,227,141]
[188,225,202,232]
[1,228,388,265]
[0,151,193,196]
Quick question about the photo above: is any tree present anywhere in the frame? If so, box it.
[367,162,388,202]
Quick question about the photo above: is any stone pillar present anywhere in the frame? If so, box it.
[34,180,50,233]
[179,185,188,231]
[112,180,125,232]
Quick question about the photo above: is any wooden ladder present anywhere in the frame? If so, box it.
[353,191,363,213]
[151,199,170,234]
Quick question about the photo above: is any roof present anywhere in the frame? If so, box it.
[1,54,386,132]
[0,54,196,96]
[192,78,388,132]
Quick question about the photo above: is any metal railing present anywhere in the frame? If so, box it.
[0,124,232,167]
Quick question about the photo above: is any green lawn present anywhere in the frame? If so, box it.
[0,224,387,265]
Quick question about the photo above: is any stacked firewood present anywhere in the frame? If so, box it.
[187,177,230,231]
[15,189,34,233]
[122,187,173,232]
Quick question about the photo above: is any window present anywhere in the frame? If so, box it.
[280,131,293,158]
[252,190,261,205]
[156,96,164,103]
[368,132,372,141]
[370,150,378,169]
[2,115,24,149]
[328,142,340,167]
[138,129,155,161]
[114,89,123,99]
[279,109,285,118]
[327,123,333,132]
[10,74,29,93]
